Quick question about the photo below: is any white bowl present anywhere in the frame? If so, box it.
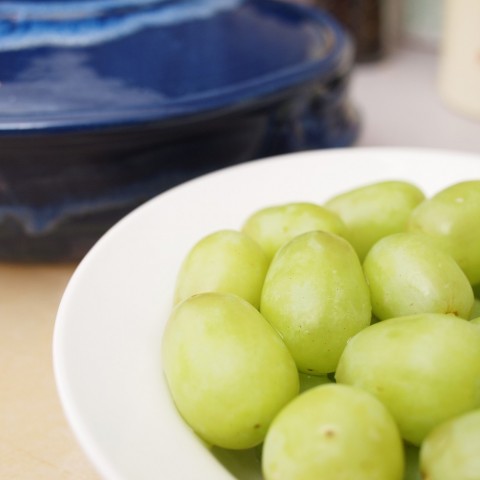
[53,147,480,480]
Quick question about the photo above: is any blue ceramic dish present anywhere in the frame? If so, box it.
[0,0,359,261]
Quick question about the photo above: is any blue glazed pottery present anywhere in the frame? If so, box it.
[0,0,359,261]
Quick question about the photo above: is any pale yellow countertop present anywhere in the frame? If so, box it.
[0,263,100,480]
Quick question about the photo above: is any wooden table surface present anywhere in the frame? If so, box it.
[0,263,100,480]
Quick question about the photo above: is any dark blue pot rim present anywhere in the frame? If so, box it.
[0,0,353,131]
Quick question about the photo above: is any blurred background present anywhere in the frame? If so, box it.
[0,1,479,479]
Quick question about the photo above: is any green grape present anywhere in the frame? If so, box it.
[470,316,480,325]
[420,409,480,480]
[173,229,269,309]
[408,180,480,285]
[363,232,474,321]
[241,202,347,262]
[162,292,299,450]
[336,313,480,446]
[325,180,425,261]
[260,230,371,375]
[262,383,404,480]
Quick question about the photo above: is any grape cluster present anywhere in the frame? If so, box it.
[162,179,480,480]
